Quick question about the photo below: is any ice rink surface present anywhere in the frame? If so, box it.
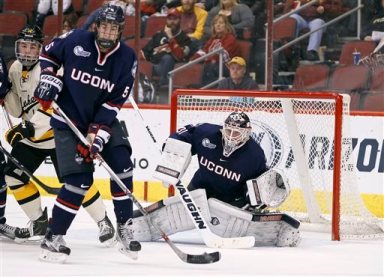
[0,196,383,276]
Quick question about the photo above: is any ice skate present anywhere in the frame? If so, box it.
[39,228,70,263]
[0,221,30,243]
[116,219,141,260]
[97,214,116,247]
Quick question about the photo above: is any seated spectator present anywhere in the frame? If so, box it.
[204,0,254,39]
[286,0,327,61]
[141,9,197,86]
[361,0,384,41]
[176,0,208,42]
[82,0,135,31]
[62,13,78,34]
[217,56,258,90]
[192,14,240,86]
[35,0,74,28]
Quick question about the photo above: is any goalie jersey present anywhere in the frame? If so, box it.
[170,123,268,203]
[39,29,136,131]
[5,61,54,149]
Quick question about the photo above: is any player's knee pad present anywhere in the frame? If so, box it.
[208,198,301,247]
[132,189,210,241]
[4,164,29,189]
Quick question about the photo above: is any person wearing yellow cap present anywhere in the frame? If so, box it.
[217,56,258,90]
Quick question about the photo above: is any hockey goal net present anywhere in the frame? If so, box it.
[170,89,384,240]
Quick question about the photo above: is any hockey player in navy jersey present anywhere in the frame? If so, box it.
[34,4,141,262]
[133,112,301,247]
[0,25,115,245]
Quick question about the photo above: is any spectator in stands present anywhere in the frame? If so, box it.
[204,0,254,39]
[35,0,74,28]
[192,14,240,86]
[62,13,78,34]
[82,0,135,31]
[141,8,197,86]
[361,0,384,41]
[286,0,327,61]
[176,0,208,42]
[217,56,258,90]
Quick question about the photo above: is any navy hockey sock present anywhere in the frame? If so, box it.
[104,146,133,224]
[0,183,7,224]
[51,173,93,235]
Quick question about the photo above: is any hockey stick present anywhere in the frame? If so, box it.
[129,95,255,249]
[0,105,60,195]
[0,143,60,195]
[51,101,220,264]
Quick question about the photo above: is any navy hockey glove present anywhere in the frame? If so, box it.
[5,121,35,147]
[77,124,112,162]
[34,71,63,111]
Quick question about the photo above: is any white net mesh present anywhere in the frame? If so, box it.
[172,91,384,239]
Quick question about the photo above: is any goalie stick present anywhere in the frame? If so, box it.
[51,101,220,264]
[0,105,60,195]
[129,95,256,249]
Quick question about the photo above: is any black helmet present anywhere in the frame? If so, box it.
[17,25,44,44]
[224,112,251,128]
[95,4,125,50]
[222,112,251,157]
[15,25,43,67]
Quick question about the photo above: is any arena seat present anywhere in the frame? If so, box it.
[42,15,59,37]
[173,63,203,88]
[121,16,136,40]
[72,0,84,14]
[77,15,89,28]
[138,60,153,78]
[0,12,28,37]
[3,0,37,21]
[144,16,167,37]
[339,41,376,65]
[293,64,330,91]
[85,0,104,14]
[328,65,370,92]
[369,66,384,91]
[360,91,384,111]
[237,40,252,61]
[273,17,297,41]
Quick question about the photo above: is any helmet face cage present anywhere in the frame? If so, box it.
[96,4,125,50]
[222,112,251,157]
[15,25,43,67]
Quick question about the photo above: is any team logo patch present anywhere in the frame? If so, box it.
[73,46,91,57]
[75,153,84,164]
[202,138,216,149]
[210,217,220,225]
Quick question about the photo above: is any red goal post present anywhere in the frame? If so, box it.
[170,89,383,240]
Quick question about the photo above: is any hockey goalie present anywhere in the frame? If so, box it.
[133,112,300,247]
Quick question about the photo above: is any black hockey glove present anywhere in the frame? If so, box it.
[5,121,35,147]
[77,123,112,162]
[34,71,63,111]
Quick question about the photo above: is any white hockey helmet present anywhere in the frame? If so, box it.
[222,112,251,157]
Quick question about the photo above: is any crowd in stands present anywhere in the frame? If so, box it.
[0,0,383,111]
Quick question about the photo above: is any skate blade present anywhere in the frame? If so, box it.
[39,249,69,263]
[100,237,117,248]
[118,245,139,260]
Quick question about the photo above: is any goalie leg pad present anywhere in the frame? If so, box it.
[132,189,210,241]
[208,198,301,247]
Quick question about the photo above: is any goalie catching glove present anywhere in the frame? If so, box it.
[153,138,192,185]
[77,123,112,162]
[34,71,63,111]
[5,121,35,147]
[246,169,290,209]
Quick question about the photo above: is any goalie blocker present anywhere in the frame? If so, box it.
[132,188,300,247]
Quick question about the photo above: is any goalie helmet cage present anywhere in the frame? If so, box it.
[169,89,384,241]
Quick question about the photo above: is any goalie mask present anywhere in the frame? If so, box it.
[15,25,43,67]
[222,112,251,157]
[95,4,125,51]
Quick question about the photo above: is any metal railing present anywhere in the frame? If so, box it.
[167,47,225,103]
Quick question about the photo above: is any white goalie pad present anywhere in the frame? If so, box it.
[246,169,290,208]
[132,189,210,241]
[208,198,300,247]
[153,138,192,185]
